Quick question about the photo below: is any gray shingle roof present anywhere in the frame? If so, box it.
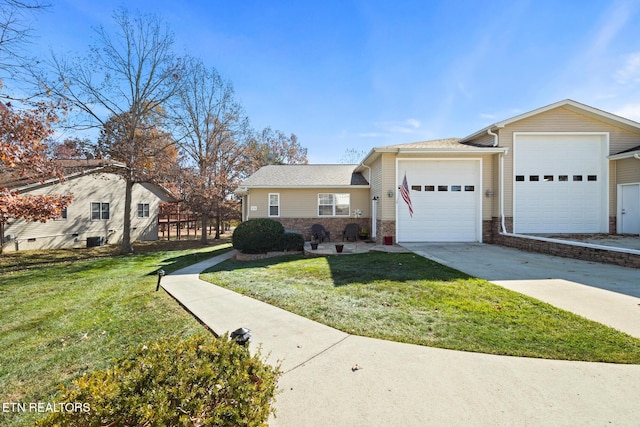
[377,138,497,150]
[239,164,368,188]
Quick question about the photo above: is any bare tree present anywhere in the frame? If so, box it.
[41,8,182,253]
[0,0,49,79]
[249,127,307,169]
[169,58,251,241]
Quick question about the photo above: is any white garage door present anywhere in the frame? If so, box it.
[396,160,481,242]
[514,134,608,234]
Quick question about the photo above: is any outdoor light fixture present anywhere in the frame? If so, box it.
[387,190,394,198]
[155,269,165,291]
[230,327,252,346]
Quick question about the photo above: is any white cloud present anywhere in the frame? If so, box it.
[614,52,640,84]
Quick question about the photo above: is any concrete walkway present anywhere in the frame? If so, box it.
[162,250,640,426]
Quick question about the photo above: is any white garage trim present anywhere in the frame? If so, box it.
[395,158,483,242]
[513,132,609,234]
[617,183,640,234]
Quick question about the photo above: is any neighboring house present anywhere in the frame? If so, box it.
[1,160,173,252]
[236,99,640,248]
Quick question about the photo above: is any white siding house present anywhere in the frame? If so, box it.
[1,161,173,252]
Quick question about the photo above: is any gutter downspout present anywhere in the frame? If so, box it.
[635,153,640,160]
[487,128,507,234]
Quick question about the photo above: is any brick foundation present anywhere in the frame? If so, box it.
[375,220,396,245]
[273,218,370,242]
[486,217,640,268]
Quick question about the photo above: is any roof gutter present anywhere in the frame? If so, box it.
[487,127,507,233]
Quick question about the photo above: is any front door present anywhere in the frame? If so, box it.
[620,184,640,234]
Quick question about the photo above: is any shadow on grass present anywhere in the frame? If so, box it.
[147,246,233,276]
[205,251,471,287]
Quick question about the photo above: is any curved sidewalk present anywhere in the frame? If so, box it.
[162,250,640,427]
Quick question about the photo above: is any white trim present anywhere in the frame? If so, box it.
[90,201,110,221]
[268,193,280,217]
[500,232,640,256]
[609,149,640,160]
[395,157,483,242]
[617,182,640,234]
[512,132,609,234]
[317,192,351,217]
[460,99,640,143]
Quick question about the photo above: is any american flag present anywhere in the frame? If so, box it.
[400,173,413,217]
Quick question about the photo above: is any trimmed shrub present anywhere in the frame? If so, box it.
[232,218,285,254]
[277,232,304,251]
[37,333,280,427]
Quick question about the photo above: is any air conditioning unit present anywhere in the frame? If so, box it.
[5,234,15,241]
[86,236,105,248]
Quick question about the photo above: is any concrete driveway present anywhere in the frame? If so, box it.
[162,249,640,427]
[402,243,640,338]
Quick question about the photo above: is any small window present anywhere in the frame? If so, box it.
[55,207,68,221]
[515,175,525,182]
[438,185,448,192]
[411,185,421,191]
[451,185,462,192]
[91,202,110,220]
[27,238,36,242]
[573,175,583,182]
[137,203,150,218]
[464,185,475,192]
[425,185,435,192]
[529,175,539,182]
[544,175,554,182]
[269,193,280,217]
[587,175,597,181]
[559,175,568,182]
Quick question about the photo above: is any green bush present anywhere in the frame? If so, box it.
[232,219,285,254]
[277,232,304,251]
[37,333,280,427]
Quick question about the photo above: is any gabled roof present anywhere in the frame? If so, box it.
[459,99,640,143]
[0,159,125,190]
[237,164,369,191]
[358,137,508,168]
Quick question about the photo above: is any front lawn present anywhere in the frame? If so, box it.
[0,241,231,427]
[202,252,640,364]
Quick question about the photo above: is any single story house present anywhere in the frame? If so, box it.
[1,160,173,252]
[235,100,640,257]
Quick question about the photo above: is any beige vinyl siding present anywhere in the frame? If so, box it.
[4,173,164,251]
[380,153,397,220]
[247,188,371,219]
[494,106,640,216]
[480,155,494,219]
[370,156,384,223]
[616,158,640,184]
[374,153,498,221]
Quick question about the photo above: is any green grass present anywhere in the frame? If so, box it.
[202,252,640,364]
[0,240,231,427]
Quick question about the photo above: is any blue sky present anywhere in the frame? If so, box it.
[26,0,640,163]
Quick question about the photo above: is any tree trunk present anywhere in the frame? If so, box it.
[214,209,221,239]
[200,213,208,244]
[121,178,134,254]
